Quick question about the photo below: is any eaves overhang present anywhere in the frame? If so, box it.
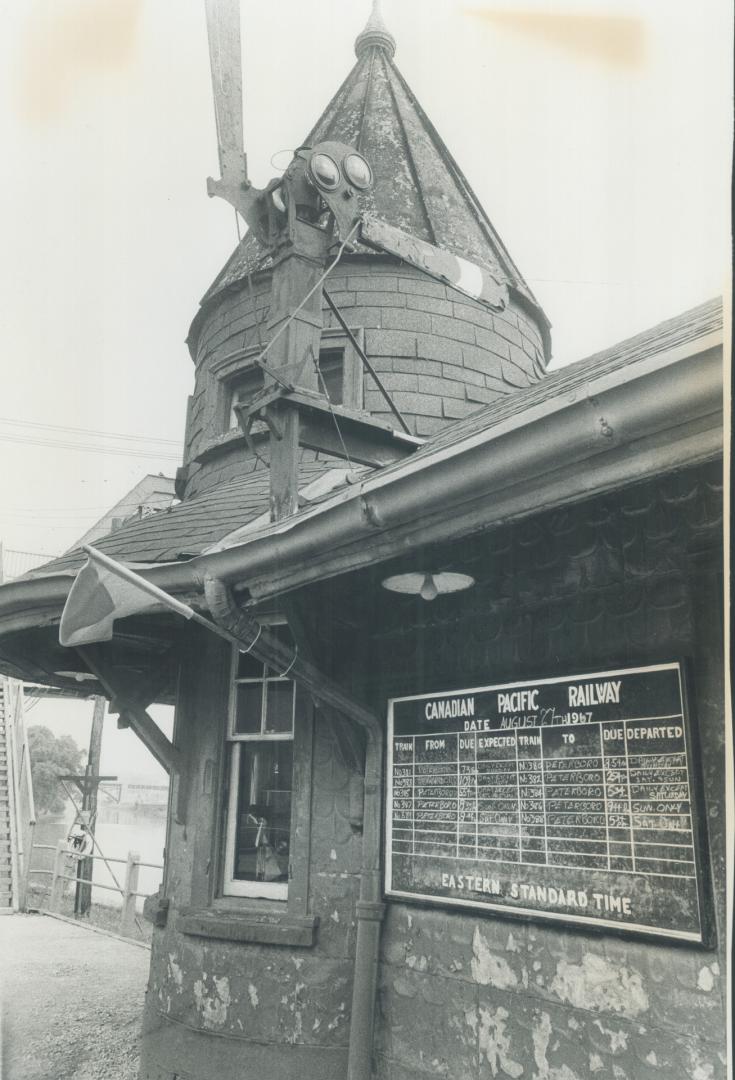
[204,329,723,601]
[0,325,723,645]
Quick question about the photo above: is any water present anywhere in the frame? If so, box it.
[31,805,167,910]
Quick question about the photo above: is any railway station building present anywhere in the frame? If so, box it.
[0,9,726,1080]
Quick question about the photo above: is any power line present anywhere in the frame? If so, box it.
[3,502,173,517]
[3,503,149,513]
[0,432,182,461]
[1,516,129,527]
[0,416,183,447]
[2,509,99,517]
[1,548,51,558]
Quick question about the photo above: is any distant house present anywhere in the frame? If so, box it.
[70,474,176,551]
[1,475,176,581]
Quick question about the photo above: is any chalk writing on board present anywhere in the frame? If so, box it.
[386,663,708,942]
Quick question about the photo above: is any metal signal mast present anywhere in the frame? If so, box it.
[203,1,508,522]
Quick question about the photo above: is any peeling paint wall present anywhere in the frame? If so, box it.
[376,904,725,1080]
[140,463,724,1080]
[323,464,725,1080]
[364,465,725,1080]
[147,929,353,1048]
[139,626,363,1079]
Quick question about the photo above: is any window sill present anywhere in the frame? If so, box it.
[191,429,254,466]
[178,907,319,947]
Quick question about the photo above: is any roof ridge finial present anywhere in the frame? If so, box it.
[355,0,396,59]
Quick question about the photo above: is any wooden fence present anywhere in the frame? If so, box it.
[31,841,162,937]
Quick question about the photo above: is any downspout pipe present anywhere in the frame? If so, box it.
[203,576,385,1080]
[347,724,385,1080]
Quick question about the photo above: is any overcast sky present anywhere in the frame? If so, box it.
[0,0,731,772]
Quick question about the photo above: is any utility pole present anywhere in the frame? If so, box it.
[75,695,106,916]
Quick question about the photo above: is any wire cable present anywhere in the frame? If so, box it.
[0,416,182,446]
[0,432,181,461]
[249,220,361,376]
[238,623,262,655]
[278,645,299,679]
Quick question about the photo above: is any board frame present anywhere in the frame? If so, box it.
[384,660,715,946]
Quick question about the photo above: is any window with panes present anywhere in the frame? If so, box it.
[228,366,264,429]
[224,329,364,433]
[223,626,300,899]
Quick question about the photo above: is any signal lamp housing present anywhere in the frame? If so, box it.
[309,153,341,192]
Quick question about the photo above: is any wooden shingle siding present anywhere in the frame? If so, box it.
[184,258,547,498]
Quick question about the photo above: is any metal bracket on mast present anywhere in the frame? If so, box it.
[204,0,271,241]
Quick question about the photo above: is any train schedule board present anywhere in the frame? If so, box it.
[386,663,710,942]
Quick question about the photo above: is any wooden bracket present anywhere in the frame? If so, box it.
[263,406,286,441]
[291,342,316,388]
[78,645,182,777]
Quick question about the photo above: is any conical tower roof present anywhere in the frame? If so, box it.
[198,6,548,341]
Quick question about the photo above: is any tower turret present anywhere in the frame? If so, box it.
[354,0,397,58]
[180,8,550,501]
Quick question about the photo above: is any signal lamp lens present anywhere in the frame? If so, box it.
[310,153,341,191]
[343,153,373,190]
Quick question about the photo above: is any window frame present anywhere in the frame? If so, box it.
[320,326,364,411]
[217,328,365,436]
[221,635,313,909]
[226,365,266,432]
[314,345,346,406]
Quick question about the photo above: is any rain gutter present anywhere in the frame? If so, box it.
[0,333,723,632]
[200,333,724,597]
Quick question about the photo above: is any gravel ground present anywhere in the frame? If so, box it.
[0,912,150,1080]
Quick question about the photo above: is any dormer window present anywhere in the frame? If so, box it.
[228,366,265,429]
[223,329,364,432]
[317,324,366,407]
[314,347,344,405]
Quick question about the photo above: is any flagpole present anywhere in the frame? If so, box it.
[82,546,196,621]
[74,546,294,671]
[187,606,258,651]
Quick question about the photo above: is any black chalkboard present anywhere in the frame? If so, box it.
[385,662,710,942]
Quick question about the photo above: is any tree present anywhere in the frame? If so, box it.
[27,726,85,815]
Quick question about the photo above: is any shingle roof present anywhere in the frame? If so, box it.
[195,11,546,328]
[23,461,336,579]
[21,297,722,581]
[210,297,723,544]
[396,296,724,466]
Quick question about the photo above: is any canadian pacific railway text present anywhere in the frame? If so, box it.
[390,664,701,938]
